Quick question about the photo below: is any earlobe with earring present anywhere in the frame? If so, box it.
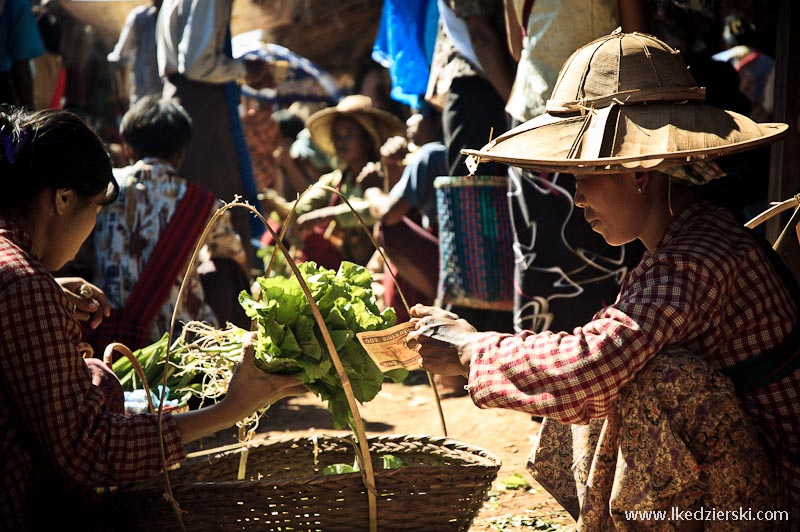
[636,184,643,194]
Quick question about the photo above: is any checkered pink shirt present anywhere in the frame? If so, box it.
[468,202,800,498]
[0,218,186,530]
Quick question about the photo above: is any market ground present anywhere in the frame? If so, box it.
[189,379,575,532]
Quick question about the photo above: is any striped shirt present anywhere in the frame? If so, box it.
[468,202,800,502]
[0,218,186,530]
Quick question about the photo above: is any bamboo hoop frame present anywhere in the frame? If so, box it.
[149,185,449,532]
[745,193,800,252]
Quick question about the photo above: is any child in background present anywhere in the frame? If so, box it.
[83,95,250,353]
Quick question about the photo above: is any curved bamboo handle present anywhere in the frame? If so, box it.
[745,195,800,229]
[103,342,156,414]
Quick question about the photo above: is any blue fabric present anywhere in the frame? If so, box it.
[0,0,44,71]
[372,0,438,109]
[389,141,447,225]
[223,25,264,238]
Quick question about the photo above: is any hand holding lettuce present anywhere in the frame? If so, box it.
[114,261,405,432]
[239,261,407,430]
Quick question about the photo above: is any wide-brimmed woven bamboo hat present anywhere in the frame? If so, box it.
[307,94,405,157]
[463,30,787,175]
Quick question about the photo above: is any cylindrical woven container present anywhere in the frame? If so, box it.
[435,175,514,310]
[98,434,500,531]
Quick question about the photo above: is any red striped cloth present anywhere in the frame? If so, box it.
[81,182,216,353]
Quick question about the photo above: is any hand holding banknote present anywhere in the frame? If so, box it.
[357,322,421,371]
[406,304,479,378]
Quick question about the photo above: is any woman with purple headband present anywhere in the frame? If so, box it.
[0,107,303,530]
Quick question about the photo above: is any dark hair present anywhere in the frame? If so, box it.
[0,107,117,213]
[271,109,305,141]
[120,95,192,160]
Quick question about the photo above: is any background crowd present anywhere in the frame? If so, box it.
[0,0,794,529]
[1,0,779,394]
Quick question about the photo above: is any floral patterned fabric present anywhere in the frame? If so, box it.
[92,158,246,343]
[531,348,776,530]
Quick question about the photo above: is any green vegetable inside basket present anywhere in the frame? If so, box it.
[240,261,408,430]
[322,454,406,475]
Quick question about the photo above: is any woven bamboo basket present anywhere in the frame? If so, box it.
[98,434,500,531]
[96,197,499,531]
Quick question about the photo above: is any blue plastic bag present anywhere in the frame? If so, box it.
[372,0,439,109]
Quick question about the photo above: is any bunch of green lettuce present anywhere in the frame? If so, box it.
[239,261,407,430]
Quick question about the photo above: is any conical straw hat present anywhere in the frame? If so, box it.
[307,95,405,157]
[464,31,787,176]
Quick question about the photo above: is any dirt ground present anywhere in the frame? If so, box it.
[189,379,575,531]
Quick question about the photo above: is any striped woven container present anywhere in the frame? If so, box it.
[435,175,514,310]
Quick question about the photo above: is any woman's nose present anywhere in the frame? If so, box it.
[574,186,586,208]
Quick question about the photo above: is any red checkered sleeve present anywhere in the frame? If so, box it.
[462,204,800,503]
[467,258,707,424]
[0,273,186,488]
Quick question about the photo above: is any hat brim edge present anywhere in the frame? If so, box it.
[463,122,788,174]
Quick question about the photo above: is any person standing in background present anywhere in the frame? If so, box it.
[426,0,514,178]
[0,0,44,108]
[107,0,164,107]
[156,0,276,266]
[31,5,66,110]
[423,0,517,396]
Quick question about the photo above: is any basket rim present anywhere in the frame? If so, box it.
[191,433,501,466]
[107,433,502,495]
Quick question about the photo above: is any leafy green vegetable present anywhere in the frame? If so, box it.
[497,472,532,491]
[239,261,407,430]
[321,455,406,476]
[381,454,405,470]
[322,463,357,475]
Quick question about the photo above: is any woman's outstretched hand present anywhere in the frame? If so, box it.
[407,304,479,378]
[225,332,307,415]
[174,332,307,444]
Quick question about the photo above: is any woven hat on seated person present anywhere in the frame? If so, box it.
[306,94,405,157]
[463,30,787,179]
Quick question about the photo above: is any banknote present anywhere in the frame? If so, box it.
[356,322,421,372]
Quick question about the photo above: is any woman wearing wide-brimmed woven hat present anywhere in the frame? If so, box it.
[282,94,404,268]
[408,31,799,530]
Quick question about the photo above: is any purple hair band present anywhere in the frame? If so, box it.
[0,124,30,165]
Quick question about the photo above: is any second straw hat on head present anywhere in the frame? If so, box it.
[464,30,787,176]
[306,94,405,157]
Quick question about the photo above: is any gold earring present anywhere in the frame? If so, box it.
[636,185,643,194]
